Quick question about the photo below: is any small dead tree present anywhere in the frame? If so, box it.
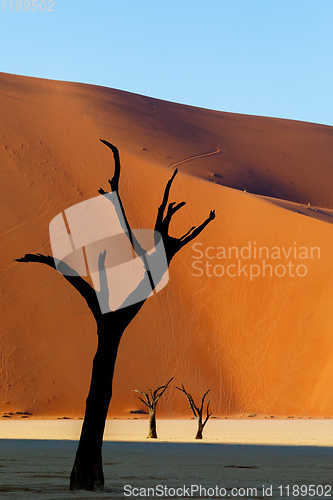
[134,377,173,438]
[176,383,212,439]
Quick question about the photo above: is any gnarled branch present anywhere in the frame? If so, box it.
[176,383,212,438]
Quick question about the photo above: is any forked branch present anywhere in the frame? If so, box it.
[154,169,216,263]
[176,382,212,439]
[134,377,174,410]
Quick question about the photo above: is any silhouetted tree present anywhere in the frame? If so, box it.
[16,140,216,491]
[176,383,212,439]
[134,377,173,438]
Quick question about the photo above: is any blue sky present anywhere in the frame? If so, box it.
[0,0,332,126]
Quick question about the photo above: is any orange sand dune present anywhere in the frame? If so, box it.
[1,72,333,418]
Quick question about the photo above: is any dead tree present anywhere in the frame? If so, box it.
[134,377,173,438]
[16,140,216,491]
[176,383,212,439]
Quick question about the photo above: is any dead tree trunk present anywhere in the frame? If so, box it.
[195,419,204,440]
[134,378,173,439]
[69,298,149,489]
[176,383,212,440]
[69,321,122,490]
[148,409,157,439]
[16,140,215,490]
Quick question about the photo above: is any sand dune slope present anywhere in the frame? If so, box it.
[1,72,333,418]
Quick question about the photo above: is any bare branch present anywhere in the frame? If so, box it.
[179,226,196,241]
[176,383,199,419]
[159,202,186,235]
[179,211,215,249]
[135,377,173,413]
[154,168,216,263]
[137,396,151,408]
[203,399,212,427]
[176,384,212,429]
[15,253,55,266]
[149,388,154,405]
[155,169,178,232]
[188,393,200,417]
[99,141,153,287]
[133,390,151,408]
[154,377,174,402]
[200,389,210,415]
[15,254,99,316]
[100,139,120,192]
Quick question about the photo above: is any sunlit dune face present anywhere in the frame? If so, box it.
[1,72,333,418]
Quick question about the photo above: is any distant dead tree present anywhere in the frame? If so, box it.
[176,383,212,439]
[16,140,215,491]
[134,377,173,438]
